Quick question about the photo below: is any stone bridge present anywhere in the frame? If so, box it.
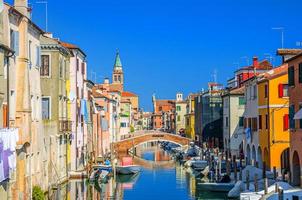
[113,131,192,156]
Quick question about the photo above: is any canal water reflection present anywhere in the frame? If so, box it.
[56,144,229,200]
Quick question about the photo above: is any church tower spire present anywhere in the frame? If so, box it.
[112,49,124,91]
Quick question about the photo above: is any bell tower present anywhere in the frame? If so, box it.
[112,50,124,91]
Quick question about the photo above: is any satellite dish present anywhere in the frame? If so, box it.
[0,0,3,13]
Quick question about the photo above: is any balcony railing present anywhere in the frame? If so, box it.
[59,120,73,132]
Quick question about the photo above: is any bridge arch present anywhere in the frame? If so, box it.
[113,131,192,156]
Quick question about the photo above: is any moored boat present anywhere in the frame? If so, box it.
[197,182,235,192]
[116,165,141,175]
[116,156,141,175]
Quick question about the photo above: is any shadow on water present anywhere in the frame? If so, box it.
[55,143,231,200]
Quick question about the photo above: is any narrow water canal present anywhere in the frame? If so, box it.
[55,143,229,200]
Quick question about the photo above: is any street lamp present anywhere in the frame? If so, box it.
[272,27,285,49]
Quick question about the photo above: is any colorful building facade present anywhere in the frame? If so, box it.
[257,64,290,173]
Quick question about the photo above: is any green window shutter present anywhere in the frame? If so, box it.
[239,117,244,127]
[289,105,295,129]
[239,97,245,105]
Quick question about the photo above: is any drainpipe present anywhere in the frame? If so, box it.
[228,95,231,158]
[4,46,15,200]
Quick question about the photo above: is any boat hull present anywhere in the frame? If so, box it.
[116,165,141,175]
[197,182,235,192]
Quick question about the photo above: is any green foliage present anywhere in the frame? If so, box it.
[32,185,45,200]
[130,126,135,133]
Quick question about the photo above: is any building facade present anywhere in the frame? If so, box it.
[40,35,72,186]
[287,54,302,186]
[222,87,245,158]
[175,93,186,134]
[257,64,290,173]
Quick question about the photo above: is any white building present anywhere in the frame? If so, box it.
[243,77,262,167]
[222,87,245,158]
[175,92,186,133]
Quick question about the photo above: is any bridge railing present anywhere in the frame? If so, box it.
[119,130,187,141]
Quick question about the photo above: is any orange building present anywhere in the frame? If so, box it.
[257,64,290,173]
[152,95,176,132]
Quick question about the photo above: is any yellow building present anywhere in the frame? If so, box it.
[258,64,290,172]
[185,94,196,140]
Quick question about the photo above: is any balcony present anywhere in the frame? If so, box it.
[59,120,73,132]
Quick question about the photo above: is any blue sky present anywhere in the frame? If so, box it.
[7,0,302,111]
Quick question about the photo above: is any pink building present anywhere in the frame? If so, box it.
[286,53,302,186]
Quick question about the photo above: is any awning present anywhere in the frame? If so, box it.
[294,108,302,120]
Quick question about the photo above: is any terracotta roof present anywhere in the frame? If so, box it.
[59,41,86,56]
[238,60,272,71]
[121,99,131,103]
[277,48,302,56]
[229,86,245,95]
[122,91,138,97]
[259,64,288,81]
[155,100,175,106]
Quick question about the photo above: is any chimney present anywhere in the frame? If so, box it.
[14,0,30,18]
[44,33,53,38]
[104,77,110,85]
[253,57,259,68]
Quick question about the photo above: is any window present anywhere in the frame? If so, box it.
[252,118,257,131]
[225,117,229,127]
[300,105,302,129]
[239,97,245,105]
[40,55,50,76]
[10,30,19,56]
[36,45,41,67]
[289,105,295,129]
[244,118,247,128]
[176,106,181,111]
[288,66,295,86]
[81,62,85,75]
[28,40,32,68]
[59,59,63,78]
[177,116,180,121]
[299,63,302,84]
[42,97,50,120]
[278,84,288,97]
[76,59,79,71]
[118,75,121,81]
[121,122,127,127]
[258,115,262,130]
[265,114,269,130]
[239,117,244,127]
[283,114,289,131]
[253,85,257,99]
[159,106,162,111]
[264,85,268,98]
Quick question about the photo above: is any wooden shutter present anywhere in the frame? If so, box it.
[14,31,19,56]
[283,114,289,131]
[278,84,284,98]
[2,104,8,127]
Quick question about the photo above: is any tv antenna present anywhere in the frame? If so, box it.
[272,27,284,48]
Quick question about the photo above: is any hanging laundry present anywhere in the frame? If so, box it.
[0,128,19,183]
[81,99,88,123]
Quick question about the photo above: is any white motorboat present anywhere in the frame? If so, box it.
[116,165,141,175]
